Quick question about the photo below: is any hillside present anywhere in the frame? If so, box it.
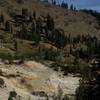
[0,0,100,100]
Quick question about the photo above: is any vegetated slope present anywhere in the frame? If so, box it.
[0,0,100,37]
[0,1,99,100]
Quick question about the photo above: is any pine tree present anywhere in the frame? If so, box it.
[13,39,18,51]
[31,21,36,34]
[61,2,68,9]
[19,23,28,40]
[31,21,37,41]
[35,17,42,43]
[46,14,55,31]
[70,4,74,11]
[0,14,4,23]
[33,11,36,19]
[76,59,100,100]
[22,8,28,17]
[16,0,23,4]
[5,21,11,32]
[53,0,56,5]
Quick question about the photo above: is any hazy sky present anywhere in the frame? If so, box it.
[51,0,100,11]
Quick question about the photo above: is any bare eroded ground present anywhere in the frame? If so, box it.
[0,61,80,100]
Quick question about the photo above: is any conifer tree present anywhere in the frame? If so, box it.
[46,14,55,31]
[70,4,74,11]
[76,59,100,100]
[5,21,11,32]
[33,11,36,19]
[0,14,4,23]
[13,39,18,51]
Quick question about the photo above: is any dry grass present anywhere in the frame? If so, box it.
[0,0,99,38]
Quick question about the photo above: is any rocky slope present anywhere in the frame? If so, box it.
[0,60,80,100]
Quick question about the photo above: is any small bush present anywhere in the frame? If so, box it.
[0,78,5,87]
[0,69,3,76]
[9,91,17,98]
[62,94,69,100]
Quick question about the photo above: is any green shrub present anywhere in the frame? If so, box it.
[0,78,5,87]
